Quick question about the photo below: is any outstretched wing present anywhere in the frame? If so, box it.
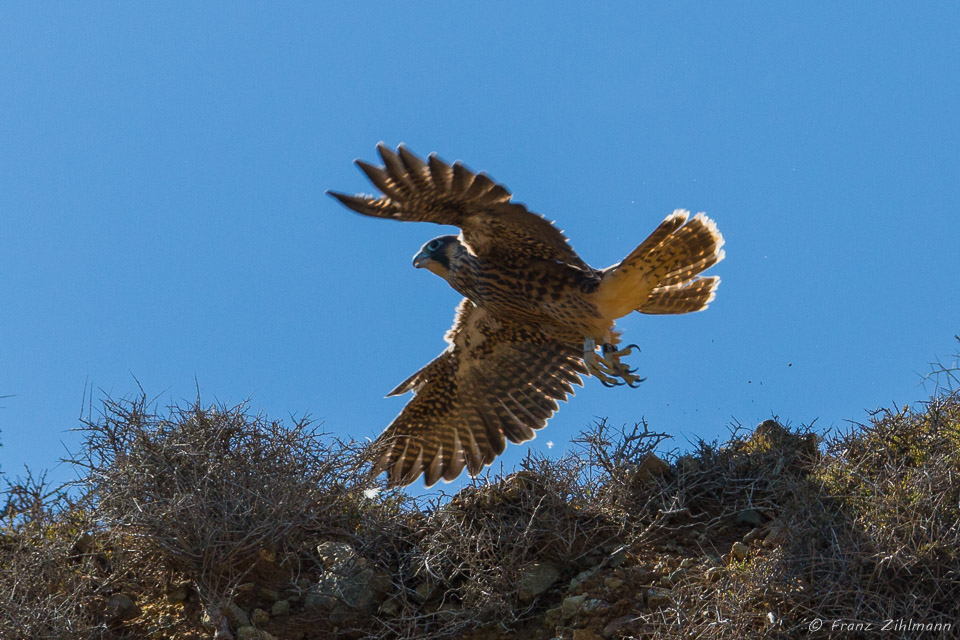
[329,143,590,269]
[371,299,586,488]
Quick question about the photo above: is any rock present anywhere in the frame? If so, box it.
[562,594,609,619]
[647,588,671,608]
[200,609,217,630]
[573,630,602,640]
[256,586,279,602]
[735,509,766,528]
[633,452,671,483]
[309,560,392,614]
[626,566,655,583]
[753,419,787,443]
[543,606,563,627]
[316,541,355,571]
[225,601,250,628]
[304,590,336,612]
[569,566,600,591]
[166,584,189,604]
[105,594,138,621]
[379,597,401,616]
[704,567,723,583]
[763,524,789,547]
[202,603,248,634]
[743,527,762,544]
[605,545,629,568]
[581,598,608,614]
[603,615,637,638]
[237,626,277,640]
[730,541,750,562]
[270,600,290,617]
[603,576,624,590]
[250,608,270,626]
[518,561,561,601]
[562,594,588,619]
[578,548,604,569]
[257,548,276,563]
[601,544,630,569]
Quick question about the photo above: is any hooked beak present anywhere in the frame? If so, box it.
[413,251,431,269]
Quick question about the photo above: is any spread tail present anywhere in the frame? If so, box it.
[596,210,725,319]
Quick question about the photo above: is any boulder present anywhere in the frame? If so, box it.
[518,561,561,601]
[105,594,138,621]
[316,541,355,571]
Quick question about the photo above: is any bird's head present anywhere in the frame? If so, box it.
[413,235,460,278]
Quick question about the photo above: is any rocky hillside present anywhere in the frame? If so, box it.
[2,386,959,639]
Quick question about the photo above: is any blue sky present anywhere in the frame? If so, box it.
[2,4,959,494]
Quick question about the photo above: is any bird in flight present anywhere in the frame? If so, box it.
[329,144,724,488]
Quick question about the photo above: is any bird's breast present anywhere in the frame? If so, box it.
[449,259,606,334]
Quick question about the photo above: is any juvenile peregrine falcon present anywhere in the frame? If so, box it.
[329,144,724,487]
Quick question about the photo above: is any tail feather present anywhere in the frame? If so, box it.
[659,250,723,287]
[642,276,720,315]
[618,210,689,266]
[596,210,724,319]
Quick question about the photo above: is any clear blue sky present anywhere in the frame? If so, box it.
[2,4,959,493]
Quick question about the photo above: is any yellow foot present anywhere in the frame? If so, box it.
[583,340,646,388]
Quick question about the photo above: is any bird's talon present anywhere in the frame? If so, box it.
[584,340,644,388]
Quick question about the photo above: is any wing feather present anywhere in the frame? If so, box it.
[377,144,413,193]
[450,161,475,196]
[370,300,584,487]
[428,153,453,192]
[329,144,590,269]
[355,160,402,200]
[443,430,467,482]
[397,145,430,190]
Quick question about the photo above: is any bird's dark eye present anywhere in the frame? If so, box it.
[428,239,442,251]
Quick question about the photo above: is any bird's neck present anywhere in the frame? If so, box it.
[442,250,483,300]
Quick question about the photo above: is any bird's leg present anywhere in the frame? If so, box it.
[583,338,625,387]
[583,339,646,388]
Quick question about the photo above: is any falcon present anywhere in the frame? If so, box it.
[329,144,724,487]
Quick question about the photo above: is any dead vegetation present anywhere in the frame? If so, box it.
[2,382,960,639]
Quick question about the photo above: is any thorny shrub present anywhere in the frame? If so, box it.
[1,470,113,639]
[2,379,960,639]
[69,395,370,631]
